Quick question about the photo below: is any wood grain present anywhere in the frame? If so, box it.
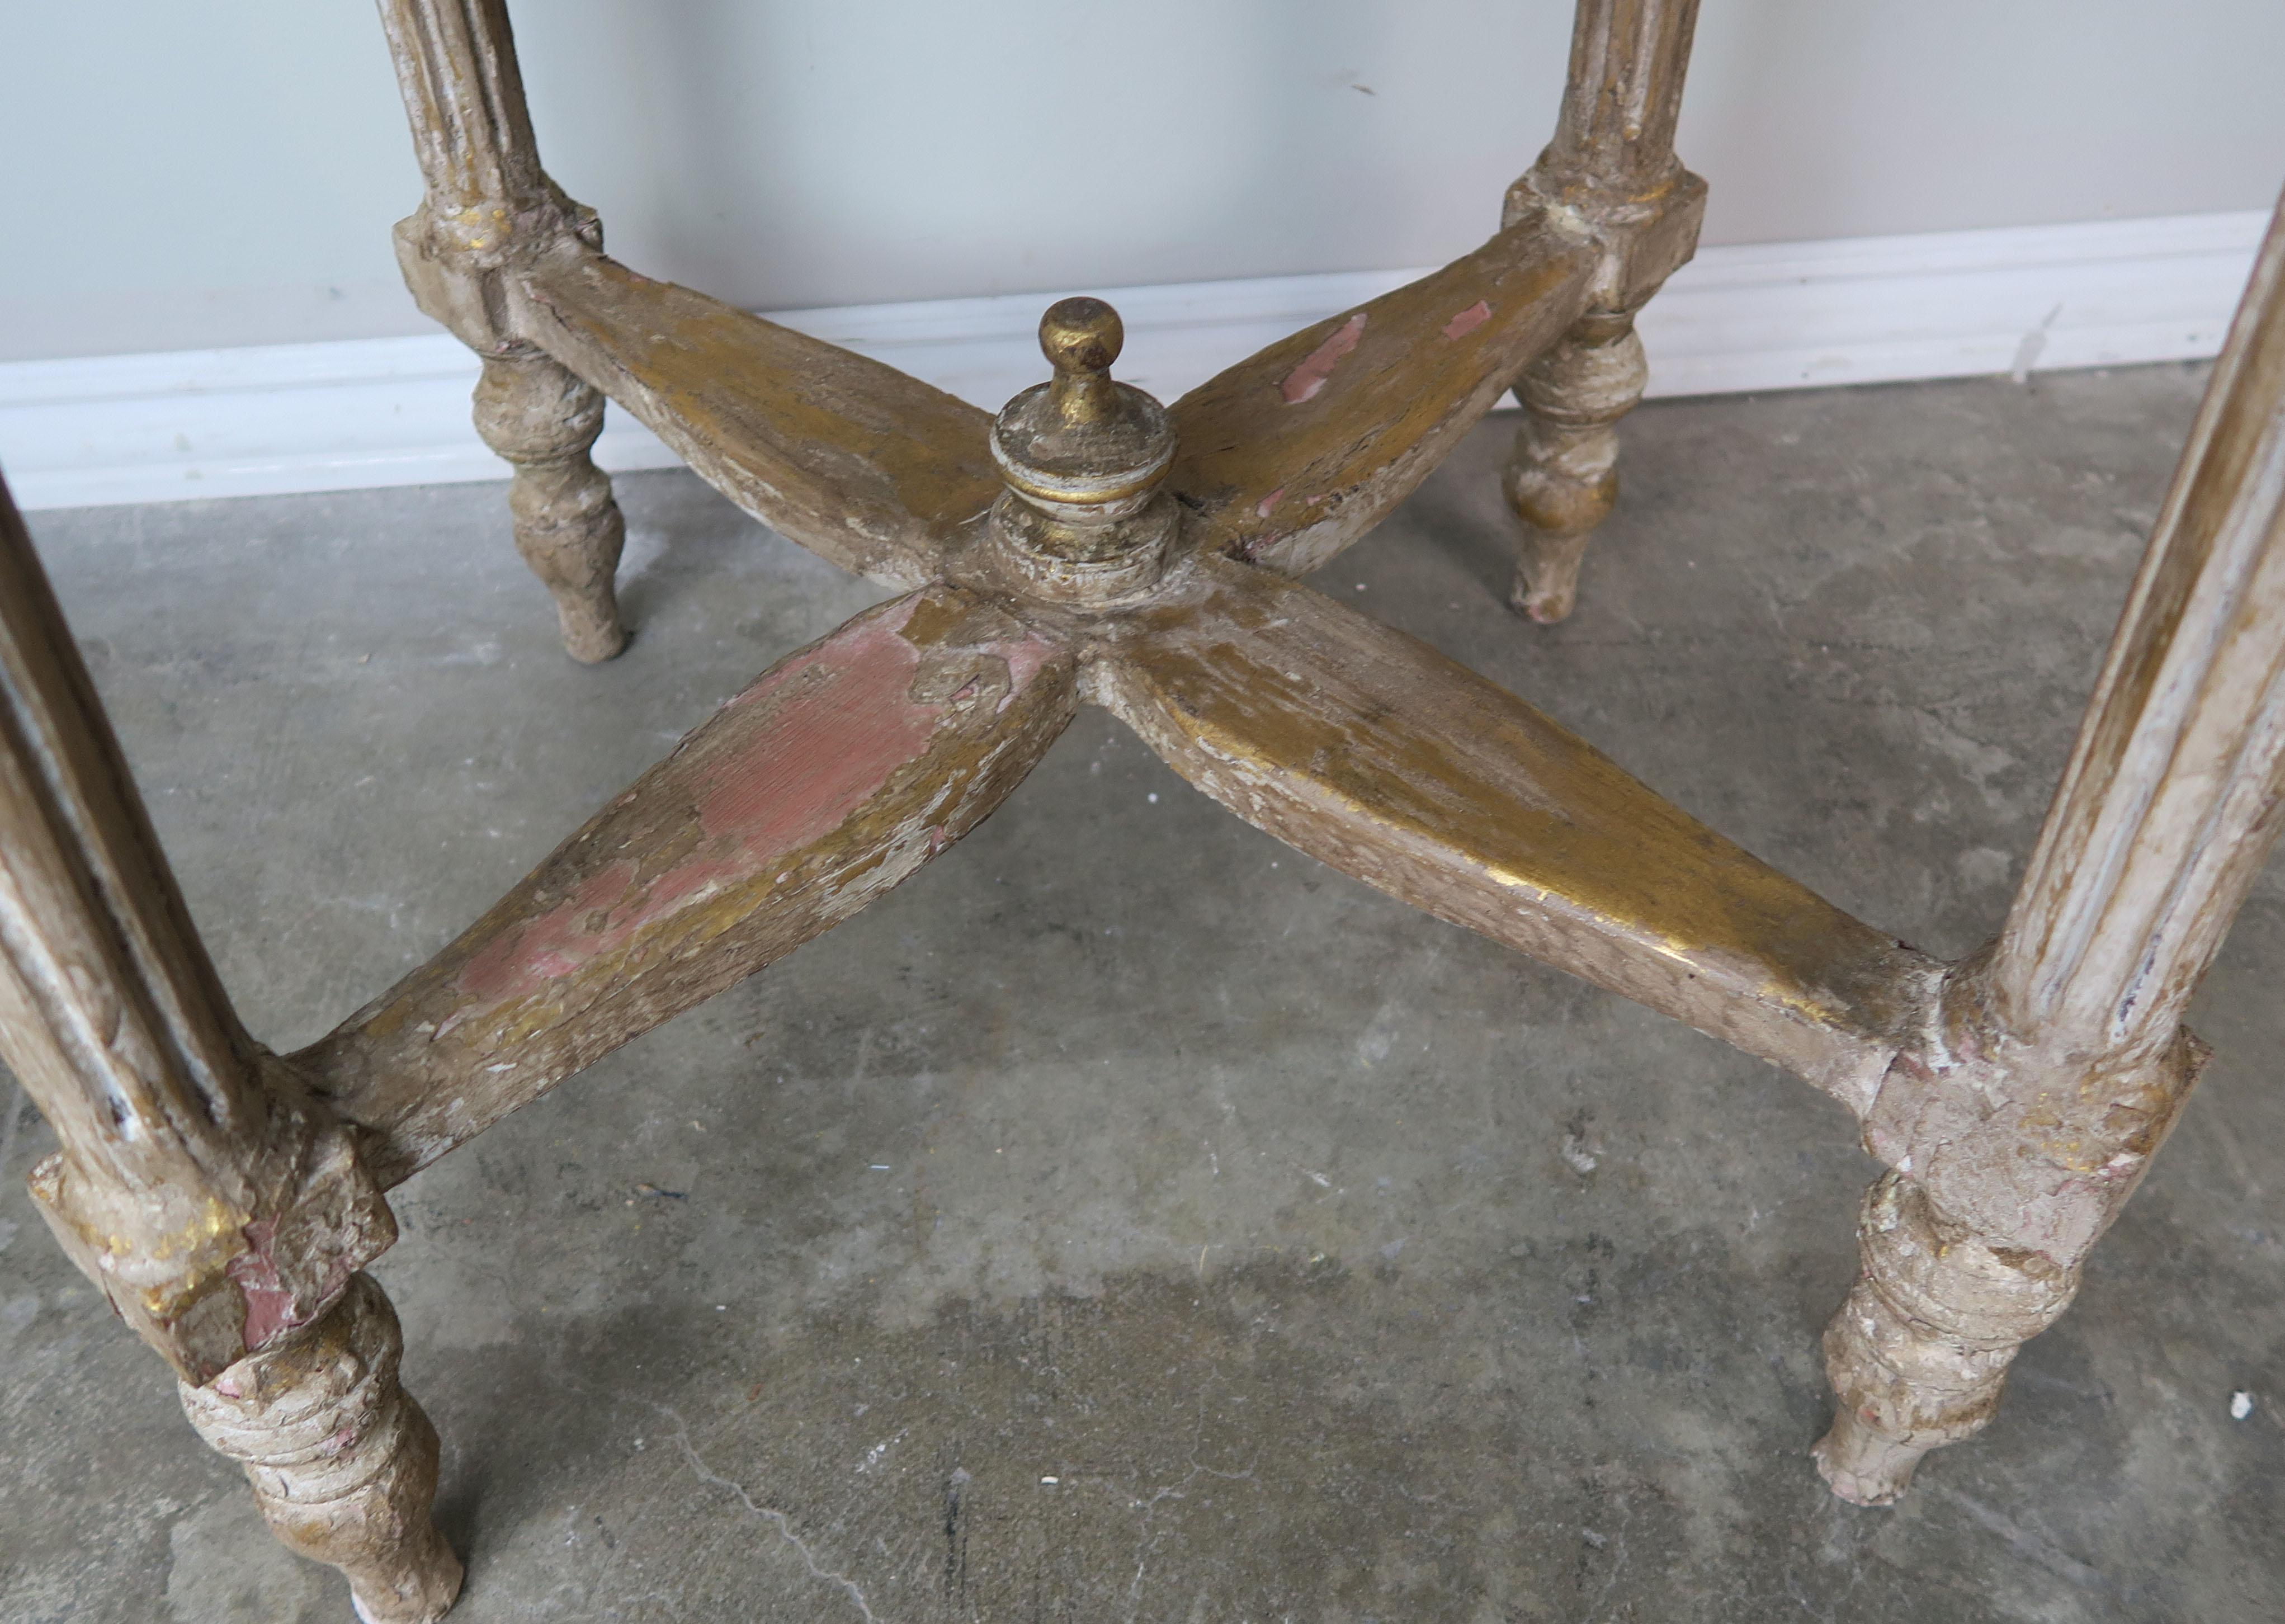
[1167,214,1597,577]
[303,586,1076,1184]
[1816,189,2285,1505]
[513,247,1002,589]
[1990,191,2285,1061]
[1091,554,1930,1108]
[0,478,395,1384]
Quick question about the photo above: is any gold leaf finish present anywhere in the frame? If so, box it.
[1169,215,1597,577]
[516,248,1002,588]
[1094,556,1929,1104]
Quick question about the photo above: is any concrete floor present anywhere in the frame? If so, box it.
[4,364,2283,1623]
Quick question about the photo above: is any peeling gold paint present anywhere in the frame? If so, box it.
[1099,559,1919,1086]
[306,586,1078,1186]
[1168,213,1597,575]
[519,250,999,587]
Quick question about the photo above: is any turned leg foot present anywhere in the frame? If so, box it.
[1812,1170,2078,1505]
[1503,311,1647,624]
[473,350,629,663]
[180,1273,464,1623]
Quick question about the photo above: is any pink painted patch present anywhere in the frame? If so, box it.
[691,611,943,853]
[225,1219,298,1352]
[1281,313,1368,404]
[452,594,1061,1013]
[996,631,1064,701]
[1255,487,1286,519]
[457,858,638,1003]
[1442,300,1492,340]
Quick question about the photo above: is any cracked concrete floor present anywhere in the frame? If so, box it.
[4,362,2284,1623]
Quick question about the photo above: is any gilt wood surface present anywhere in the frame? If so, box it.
[0,494,398,1386]
[179,1273,464,1624]
[1093,552,1927,1107]
[1992,200,2285,1060]
[0,485,460,1618]
[10,0,2285,1611]
[1167,217,1597,577]
[514,248,1001,589]
[305,584,1076,1187]
[1813,195,2285,1505]
[471,349,629,663]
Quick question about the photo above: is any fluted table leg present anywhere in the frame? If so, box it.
[376,0,629,660]
[0,475,456,1607]
[1501,0,1703,624]
[1815,189,2285,1503]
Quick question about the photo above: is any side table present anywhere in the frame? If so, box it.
[3,3,2282,1617]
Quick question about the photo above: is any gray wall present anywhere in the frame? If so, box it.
[4,1,2281,363]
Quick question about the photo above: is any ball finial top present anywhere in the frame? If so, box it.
[986,294,1178,601]
[1039,297,1123,379]
[990,294,1172,512]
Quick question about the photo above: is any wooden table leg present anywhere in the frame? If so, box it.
[1504,310,1648,621]
[1504,0,1704,622]
[180,1274,461,1624]
[0,478,461,1619]
[375,0,628,662]
[472,350,626,662]
[1815,189,2285,1504]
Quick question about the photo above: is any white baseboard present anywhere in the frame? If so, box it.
[1,210,2264,513]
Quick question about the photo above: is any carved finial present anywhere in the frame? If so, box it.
[986,296,1179,604]
[1040,296,1124,425]
[990,296,1173,511]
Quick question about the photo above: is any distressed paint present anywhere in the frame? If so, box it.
[1813,187,2285,1506]
[0,487,396,1384]
[304,586,1077,1185]
[181,1274,463,1624]
[1442,300,1494,340]
[377,0,640,670]
[1503,315,1651,623]
[1170,213,1599,577]
[0,462,442,1617]
[1094,555,1930,1107]
[20,4,2282,1613]
[1490,0,1708,631]
[224,1219,303,1351]
[979,303,1184,610]
[516,247,999,589]
[471,351,627,662]
[1533,0,1702,201]
[222,1212,358,1355]
[1279,312,1368,405]
[1991,202,2285,1058]
[451,599,954,1009]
